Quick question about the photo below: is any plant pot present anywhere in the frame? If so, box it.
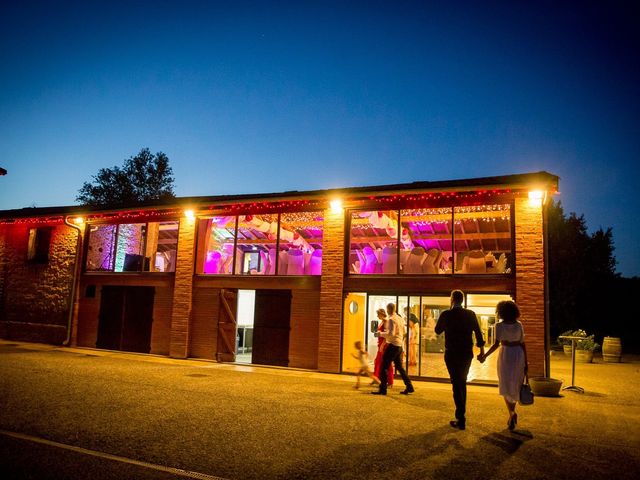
[563,344,572,355]
[602,337,622,363]
[529,377,563,397]
[575,350,593,363]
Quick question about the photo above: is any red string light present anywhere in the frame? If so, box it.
[0,188,527,224]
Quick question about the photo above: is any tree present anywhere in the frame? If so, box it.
[76,148,175,207]
[547,200,622,346]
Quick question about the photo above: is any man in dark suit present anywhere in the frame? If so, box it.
[435,289,485,430]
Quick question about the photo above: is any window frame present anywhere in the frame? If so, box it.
[27,227,53,264]
[196,210,325,276]
[346,200,515,276]
[83,220,179,273]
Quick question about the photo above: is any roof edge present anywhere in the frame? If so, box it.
[0,170,559,219]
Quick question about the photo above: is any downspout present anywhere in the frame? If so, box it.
[543,193,551,378]
[63,216,83,346]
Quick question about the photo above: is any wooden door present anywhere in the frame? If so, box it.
[96,286,155,353]
[121,287,155,353]
[216,288,238,362]
[252,289,291,367]
[96,286,125,350]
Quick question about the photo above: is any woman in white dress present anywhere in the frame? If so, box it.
[480,301,528,430]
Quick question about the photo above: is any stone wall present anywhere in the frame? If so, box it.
[0,223,78,344]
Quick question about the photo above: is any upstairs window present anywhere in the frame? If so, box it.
[197,211,324,276]
[349,210,398,274]
[27,228,52,264]
[349,203,513,275]
[236,214,278,275]
[198,216,237,274]
[400,208,452,274]
[85,221,179,272]
[453,205,512,274]
[278,211,323,275]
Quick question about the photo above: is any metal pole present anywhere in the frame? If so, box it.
[571,339,576,386]
[63,217,84,346]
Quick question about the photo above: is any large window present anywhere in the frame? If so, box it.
[343,292,511,382]
[278,211,323,275]
[200,216,236,274]
[400,208,452,274]
[349,210,398,274]
[236,214,278,275]
[85,221,179,272]
[349,203,512,275]
[453,204,512,274]
[197,211,324,276]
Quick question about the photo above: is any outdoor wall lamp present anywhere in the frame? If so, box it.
[528,190,545,207]
[330,199,343,213]
[184,209,195,221]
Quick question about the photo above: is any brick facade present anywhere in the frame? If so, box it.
[169,216,196,358]
[317,207,345,372]
[514,197,546,377]
[0,172,558,380]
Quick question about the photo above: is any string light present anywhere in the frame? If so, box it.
[1,188,528,225]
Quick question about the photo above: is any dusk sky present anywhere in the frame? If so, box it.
[1,1,638,276]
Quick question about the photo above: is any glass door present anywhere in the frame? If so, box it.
[342,292,509,381]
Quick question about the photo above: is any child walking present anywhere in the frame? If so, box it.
[352,341,380,389]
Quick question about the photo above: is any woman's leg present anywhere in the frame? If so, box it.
[504,397,517,428]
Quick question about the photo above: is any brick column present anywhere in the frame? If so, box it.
[169,216,196,358]
[514,197,546,377]
[317,206,345,373]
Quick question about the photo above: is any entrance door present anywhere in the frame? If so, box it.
[252,289,291,367]
[216,289,238,362]
[96,286,125,350]
[96,286,155,353]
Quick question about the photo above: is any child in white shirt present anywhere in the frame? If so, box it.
[352,341,380,389]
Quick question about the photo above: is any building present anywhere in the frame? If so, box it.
[0,171,558,381]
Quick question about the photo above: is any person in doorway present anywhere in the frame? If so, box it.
[352,341,380,389]
[435,289,485,430]
[373,308,394,387]
[372,303,415,396]
[405,307,420,366]
[478,300,528,430]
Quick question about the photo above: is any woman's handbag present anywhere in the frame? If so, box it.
[519,375,534,405]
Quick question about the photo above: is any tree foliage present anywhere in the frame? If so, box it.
[547,200,628,347]
[76,148,175,207]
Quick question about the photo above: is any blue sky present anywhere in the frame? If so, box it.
[1,1,638,276]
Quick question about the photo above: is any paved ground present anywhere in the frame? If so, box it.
[1,340,639,479]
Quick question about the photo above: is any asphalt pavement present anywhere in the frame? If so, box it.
[1,340,639,479]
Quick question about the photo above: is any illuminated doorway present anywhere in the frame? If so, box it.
[342,292,512,382]
[235,289,292,367]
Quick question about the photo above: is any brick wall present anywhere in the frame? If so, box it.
[514,197,546,377]
[0,223,78,344]
[317,207,345,372]
[169,216,195,358]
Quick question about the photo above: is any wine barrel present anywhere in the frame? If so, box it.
[602,337,622,363]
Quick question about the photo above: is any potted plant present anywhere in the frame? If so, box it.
[575,334,599,363]
[529,376,563,397]
[558,329,586,355]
